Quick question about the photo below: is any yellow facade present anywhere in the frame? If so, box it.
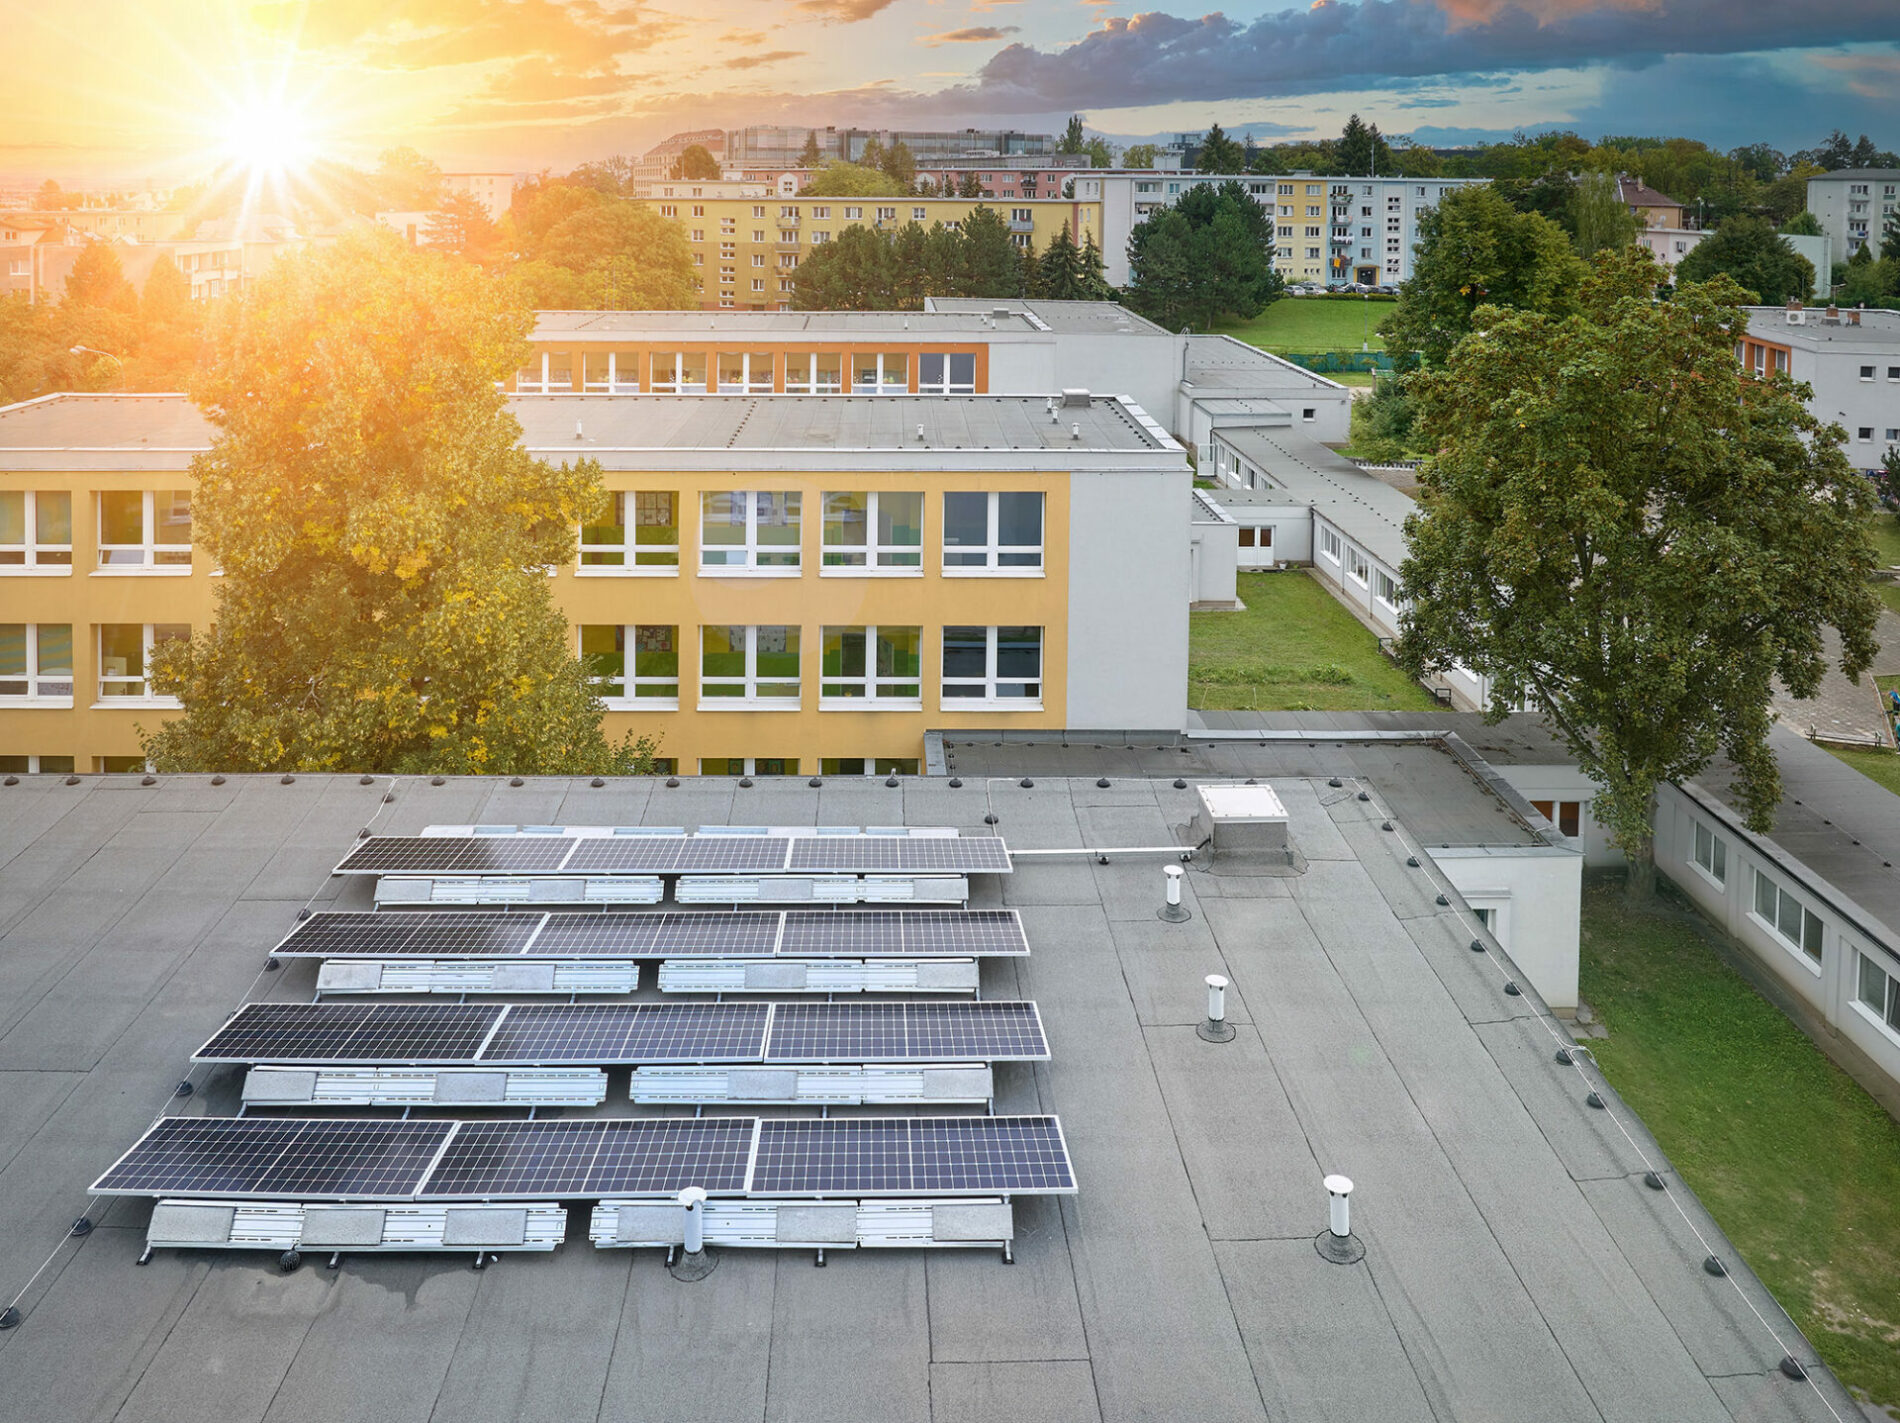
[1271,179,1333,285]
[1,463,1072,775]
[637,195,1103,310]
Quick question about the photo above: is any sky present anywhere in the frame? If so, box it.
[3,0,1897,184]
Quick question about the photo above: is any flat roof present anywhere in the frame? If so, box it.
[1209,427,1416,567]
[1744,306,1900,349]
[928,298,1175,337]
[0,769,1854,1422]
[0,393,1181,473]
[1184,335,1344,394]
[532,309,1046,338]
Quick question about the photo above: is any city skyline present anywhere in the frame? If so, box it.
[1,0,1896,184]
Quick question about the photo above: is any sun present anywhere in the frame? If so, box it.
[217,94,322,180]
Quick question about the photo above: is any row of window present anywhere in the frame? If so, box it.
[2,623,185,701]
[516,350,976,395]
[0,753,927,779]
[3,490,191,571]
[580,624,1043,708]
[580,489,1042,575]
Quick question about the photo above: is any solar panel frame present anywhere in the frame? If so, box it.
[746,1116,1074,1196]
[786,837,1012,875]
[422,1118,754,1198]
[528,912,780,958]
[335,834,1011,878]
[273,912,545,959]
[333,837,578,876]
[481,1003,770,1064]
[762,1002,1047,1062]
[194,1003,505,1064]
[778,909,1027,958]
[91,1117,455,1199]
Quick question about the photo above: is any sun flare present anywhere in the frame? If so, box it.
[218,94,322,179]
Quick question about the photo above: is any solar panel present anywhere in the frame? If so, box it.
[766,1003,908,1060]
[423,1119,754,1197]
[529,912,780,958]
[778,909,1027,957]
[748,1117,1072,1195]
[92,1117,453,1199]
[786,837,1012,874]
[562,837,794,876]
[763,1002,1047,1061]
[905,1002,1048,1060]
[274,912,543,958]
[195,1003,504,1063]
[334,837,577,876]
[482,1003,770,1064]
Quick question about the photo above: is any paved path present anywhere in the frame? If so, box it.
[1771,608,1900,748]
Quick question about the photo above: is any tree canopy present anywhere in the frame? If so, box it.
[791,211,1031,310]
[1336,115,1394,176]
[144,230,652,774]
[1673,215,1814,305]
[1122,144,1159,170]
[798,131,823,167]
[1396,251,1878,895]
[1382,184,1583,370]
[1194,124,1248,174]
[508,192,697,310]
[670,144,721,180]
[1571,170,1641,257]
[1124,182,1282,330]
[801,161,906,197]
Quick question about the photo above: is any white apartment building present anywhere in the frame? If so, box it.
[1805,169,1900,269]
[1740,303,1900,470]
[444,173,517,225]
[1078,171,1482,288]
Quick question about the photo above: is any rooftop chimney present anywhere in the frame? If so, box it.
[1190,783,1294,864]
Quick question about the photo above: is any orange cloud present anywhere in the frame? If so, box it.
[921,25,1020,44]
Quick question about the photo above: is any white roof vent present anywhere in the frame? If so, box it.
[1191,783,1292,861]
[1061,388,1092,408]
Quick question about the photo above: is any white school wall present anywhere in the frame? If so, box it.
[1433,844,1582,1012]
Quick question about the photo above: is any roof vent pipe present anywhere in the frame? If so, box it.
[1317,1175,1365,1263]
[1197,973,1235,1043]
[916,424,925,442]
[575,419,584,441]
[1159,863,1189,922]
[1071,423,1081,440]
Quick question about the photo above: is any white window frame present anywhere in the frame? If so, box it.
[0,623,75,703]
[942,491,1043,575]
[1853,949,1900,1043]
[1345,547,1369,587]
[649,352,708,394]
[1319,526,1342,564]
[917,352,977,395]
[699,625,801,708]
[1751,869,1824,971]
[819,625,923,708]
[941,625,1042,709]
[581,351,643,393]
[699,492,802,574]
[715,352,775,394]
[578,491,680,576]
[782,353,844,395]
[1373,569,1399,609]
[0,490,73,573]
[851,352,909,394]
[96,622,186,705]
[581,623,680,708]
[820,491,923,575]
[697,756,803,777]
[96,489,191,573]
[1692,821,1727,885]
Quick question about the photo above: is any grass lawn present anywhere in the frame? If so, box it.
[1822,743,1900,797]
[1581,878,1900,1411]
[1868,512,1900,569]
[1211,297,1389,354]
[1188,569,1437,711]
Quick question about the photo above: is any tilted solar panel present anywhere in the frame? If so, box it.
[423,1118,754,1197]
[194,1002,504,1063]
[92,1117,454,1199]
[334,837,577,876]
[785,836,1012,874]
[748,1116,1073,1195]
[274,912,543,959]
[482,1002,770,1064]
[529,912,779,958]
[777,909,1027,957]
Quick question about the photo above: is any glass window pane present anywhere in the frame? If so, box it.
[1860,952,1887,1010]
[1803,909,1823,960]
[1754,873,1776,921]
[37,624,71,675]
[651,352,679,386]
[1777,891,1801,944]
[823,493,869,558]
[822,758,867,775]
[854,353,880,387]
[919,353,945,386]
[702,625,745,683]
[749,352,774,385]
[942,626,987,680]
[719,353,747,389]
[581,624,625,686]
[998,491,1042,546]
[880,352,907,385]
[584,352,612,386]
[0,492,22,546]
[995,626,1042,677]
[582,492,626,565]
[823,627,866,680]
[100,623,144,691]
[949,353,976,387]
[0,624,23,678]
[36,492,71,558]
[633,625,676,674]
[99,491,143,548]
[755,626,799,684]
[943,493,988,556]
[875,758,921,775]
[878,492,922,549]
[756,492,800,564]
[814,353,841,389]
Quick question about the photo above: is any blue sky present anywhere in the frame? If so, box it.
[4,0,1897,178]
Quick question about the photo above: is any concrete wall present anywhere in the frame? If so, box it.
[983,341,1059,399]
[1189,517,1238,606]
[1656,781,1900,1090]
[1434,844,1583,1012]
[1066,467,1190,729]
[1052,331,1182,425]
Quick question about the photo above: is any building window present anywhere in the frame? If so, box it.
[1373,569,1399,606]
[700,492,801,571]
[1753,870,1823,966]
[1346,548,1369,585]
[783,353,844,394]
[581,624,679,703]
[811,206,830,219]
[1861,365,1876,381]
[1860,428,1875,443]
[876,207,896,222]
[700,757,800,776]
[845,206,862,220]
[1693,820,1727,883]
[1855,951,1900,1039]
[1237,526,1273,549]
[942,625,1042,703]
[0,623,74,701]
[716,351,775,393]
[912,207,927,221]
[752,254,766,267]
[581,491,679,571]
[1319,526,1341,563]
[1529,799,1583,837]
[822,757,919,776]
[649,352,708,393]
[701,625,800,704]
[0,491,72,570]
[943,491,1043,572]
[918,352,977,394]
[97,490,191,569]
[582,350,642,393]
[821,626,922,704]
[0,754,76,774]
[822,491,923,569]
[852,351,908,393]
[97,623,186,701]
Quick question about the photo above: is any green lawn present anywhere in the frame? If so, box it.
[1581,880,1900,1411]
[1211,297,1389,354]
[1188,569,1437,711]
[1822,743,1900,797]
[1868,513,1900,569]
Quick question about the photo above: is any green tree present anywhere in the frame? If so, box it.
[1126,183,1282,328]
[373,146,445,209]
[123,255,202,392]
[857,137,886,173]
[791,223,900,309]
[1059,115,1087,154]
[1348,374,1423,461]
[671,144,721,180]
[568,156,637,196]
[0,296,77,404]
[1674,215,1814,305]
[1336,114,1393,175]
[1883,222,1900,264]
[1781,210,1823,237]
[951,206,1026,298]
[518,199,697,309]
[64,242,137,312]
[1382,184,1584,370]
[1195,124,1247,174]
[1396,251,1877,899]
[798,131,823,167]
[1122,144,1159,170]
[956,172,985,199]
[801,162,905,197]
[1837,257,1897,308]
[427,192,505,267]
[1571,170,1641,257]
[1076,230,1114,300]
[1034,222,1083,299]
[143,230,651,775]
[1083,137,1115,169]
[880,139,917,191]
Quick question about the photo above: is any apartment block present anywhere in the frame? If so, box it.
[1805,169,1900,268]
[0,390,1189,774]
[1740,303,1900,469]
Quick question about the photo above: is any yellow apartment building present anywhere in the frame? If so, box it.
[0,390,1190,775]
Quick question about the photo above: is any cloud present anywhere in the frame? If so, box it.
[725,50,807,69]
[1813,49,1900,100]
[968,0,1025,9]
[963,0,1900,110]
[922,25,1020,44]
[256,0,668,69]
[792,0,899,21]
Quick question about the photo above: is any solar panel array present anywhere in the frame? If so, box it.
[95,1115,1074,1199]
[194,1000,1047,1065]
[273,909,1028,960]
[333,834,1012,878]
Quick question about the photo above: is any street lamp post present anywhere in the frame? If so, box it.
[68,345,123,388]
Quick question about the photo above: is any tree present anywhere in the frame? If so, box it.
[143,231,653,774]
[801,162,906,197]
[1782,210,1823,236]
[373,146,445,209]
[1126,183,1282,329]
[798,131,823,168]
[1083,137,1115,169]
[1382,184,1584,370]
[1196,124,1248,175]
[1348,374,1423,461]
[791,224,900,309]
[670,144,721,181]
[1075,230,1114,300]
[517,199,697,309]
[1674,215,1814,305]
[1878,445,1900,518]
[1884,221,1900,264]
[1837,257,1897,308]
[122,255,202,392]
[1059,116,1086,153]
[1396,250,1877,900]
[956,172,985,199]
[427,192,504,267]
[65,242,136,312]
[956,206,1025,297]
[1337,114,1393,176]
[1571,171,1641,257]
[880,140,916,191]
[1122,144,1159,170]
[857,138,885,173]
[1034,222,1083,299]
